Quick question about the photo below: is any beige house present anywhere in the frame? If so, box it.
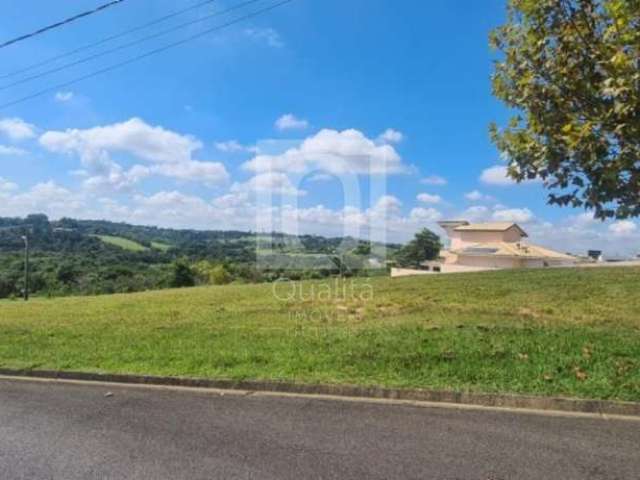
[437,220,576,270]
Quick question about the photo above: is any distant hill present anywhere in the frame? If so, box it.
[0,214,398,299]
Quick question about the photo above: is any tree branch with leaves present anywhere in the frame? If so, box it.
[490,0,640,219]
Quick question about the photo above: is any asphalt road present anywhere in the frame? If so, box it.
[0,379,638,480]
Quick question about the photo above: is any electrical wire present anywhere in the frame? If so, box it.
[0,0,264,92]
[0,0,127,50]
[0,0,295,111]
[1,0,218,80]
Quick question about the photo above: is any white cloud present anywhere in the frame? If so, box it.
[306,172,334,182]
[570,212,599,228]
[373,195,402,213]
[93,191,432,241]
[212,191,251,210]
[275,114,309,131]
[135,190,211,213]
[54,91,74,102]
[0,181,84,219]
[377,128,404,144]
[215,140,259,153]
[480,165,513,185]
[244,27,284,48]
[0,117,36,141]
[40,117,201,164]
[233,172,306,196]
[462,205,490,222]
[417,192,442,204]
[480,165,541,186]
[609,220,637,237]
[420,175,447,186]
[459,204,534,225]
[243,128,407,175]
[152,161,229,186]
[4,178,638,254]
[409,207,442,222]
[0,177,18,192]
[39,118,228,190]
[465,190,494,202]
[492,207,534,223]
[0,145,27,156]
[82,164,151,192]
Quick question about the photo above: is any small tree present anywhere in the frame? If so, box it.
[170,260,195,288]
[209,264,232,285]
[490,0,640,219]
[353,242,372,256]
[193,261,233,285]
[395,229,442,268]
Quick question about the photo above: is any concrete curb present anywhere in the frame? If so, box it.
[1,368,639,417]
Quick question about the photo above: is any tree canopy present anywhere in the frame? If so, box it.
[490,0,640,219]
[395,229,442,268]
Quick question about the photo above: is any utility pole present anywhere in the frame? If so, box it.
[21,235,29,301]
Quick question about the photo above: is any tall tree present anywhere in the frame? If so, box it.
[490,0,640,219]
[395,229,442,268]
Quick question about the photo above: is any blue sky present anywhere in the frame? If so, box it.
[0,0,638,255]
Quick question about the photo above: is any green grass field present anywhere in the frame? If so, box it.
[1,267,639,401]
[92,235,148,252]
[150,241,172,252]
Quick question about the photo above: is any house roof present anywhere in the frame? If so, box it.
[453,242,575,260]
[437,220,470,227]
[453,222,528,237]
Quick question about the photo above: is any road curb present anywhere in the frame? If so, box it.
[1,368,639,417]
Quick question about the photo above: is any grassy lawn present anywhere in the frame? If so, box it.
[0,267,639,401]
[92,235,148,252]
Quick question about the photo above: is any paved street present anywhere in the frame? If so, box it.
[0,378,638,479]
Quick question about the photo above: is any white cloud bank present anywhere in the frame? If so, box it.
[0,177,18,192]
[243,128,407,175]
[232,172,306,197]
[609,220,637,237]
[0,117,36,141]
[39,118,229,191]
[1,174,639,254]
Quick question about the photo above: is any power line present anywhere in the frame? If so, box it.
[1,0,219,80]
[0,0,295,111]
[0,1,127,50]
[0,0,264,92]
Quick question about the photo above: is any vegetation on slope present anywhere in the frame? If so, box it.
[0,214,396,299]
[1,267,638,401]
[92,235,148,252]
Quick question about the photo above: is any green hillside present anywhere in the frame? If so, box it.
[0,215,396,299]
[92,235,148,252]
[151,241,172,252]
[1,267,639,401]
